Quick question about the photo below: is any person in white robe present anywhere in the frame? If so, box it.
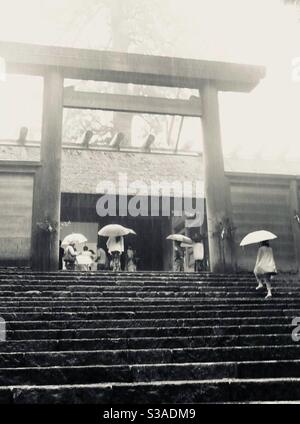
[254,240,277,299]
[107,236,124,271]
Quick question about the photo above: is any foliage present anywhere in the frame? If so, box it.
[36,218,57,233]
[37,218,72,233]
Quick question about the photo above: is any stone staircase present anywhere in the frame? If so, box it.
[0,270,299,403]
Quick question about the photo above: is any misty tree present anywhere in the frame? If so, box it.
[60,0,185,148]
[284,0,300,4]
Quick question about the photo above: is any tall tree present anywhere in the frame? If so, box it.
[60,0,184,147]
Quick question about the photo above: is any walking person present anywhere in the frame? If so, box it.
[78,246,93,271]
[89,249,97,271]
[63,241,78,271]
[125,245,137,272]
[107,235,124,272]
[174,241,184,272]
[192,234,204,272]
[96,247,108,271]
[59,240,64,270]
[254,240,277,299]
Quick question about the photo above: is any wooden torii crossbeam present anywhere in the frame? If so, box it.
[0,41,264,91]
[63,87,202,117]
[0,41,265,272]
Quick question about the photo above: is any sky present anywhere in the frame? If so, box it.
[0,0,300,161]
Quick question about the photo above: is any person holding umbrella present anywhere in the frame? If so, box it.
[254,240,277,299]
[240,230,277,299]
[63,241,78,270]
[61,233,88,271]
[98,225,136,272]
[107,236,124,271]
[166,234,192,272]
[174,241,185,272]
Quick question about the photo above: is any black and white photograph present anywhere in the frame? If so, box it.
[0,0,300,414]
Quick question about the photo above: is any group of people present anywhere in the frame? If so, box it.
[106,236,137,272]
[174,234,205,272]
[59,231,278,299]
[59,236,137,272]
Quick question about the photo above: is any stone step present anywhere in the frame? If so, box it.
[1,277,293,284]
[0,276,257,281]
[0,280,263,287]
[2,377,300,403]
[0,314,294,324]
[1,284,295,291]
[0,296,297,304]
[0,303,298,311]
[0,270,255,276]
[0,280,258,286]
[0,276,259,283]
[0,309,297,320]
[3,284,291,290]
[0,345,299,368]
[0,275,253,278]
[2,323,292,340]
[0,291,298,299]
[0,276,294,283]
[0,308,298,321]
[0,273,288,280]
[0,333,293,352]
[0,285,297,294]
[0,359,300,386]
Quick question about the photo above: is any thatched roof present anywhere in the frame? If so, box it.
[0,145,203,195]
[1,145,299,195]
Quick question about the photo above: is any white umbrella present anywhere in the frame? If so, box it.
[62,233,88,245]
[240,230,277,247]
[167,234,192,244]
[98,224,136,237]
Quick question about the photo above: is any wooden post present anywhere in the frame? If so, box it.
[31,69,64,271]
[200,81,233,273]
[224,176,237,272]
[289,179,300,272]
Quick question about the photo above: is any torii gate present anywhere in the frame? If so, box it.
[0,41,265,272]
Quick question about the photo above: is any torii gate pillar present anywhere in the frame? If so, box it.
[200,81,234,273]
[31,70,64,271]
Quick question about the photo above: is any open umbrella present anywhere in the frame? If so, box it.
[240,230,277,247]
[167,234,192,244]
[98,224,136,237]
[62,233,87,246]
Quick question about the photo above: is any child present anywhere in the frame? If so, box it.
[254,240,277,299]
[126,246,137,272]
